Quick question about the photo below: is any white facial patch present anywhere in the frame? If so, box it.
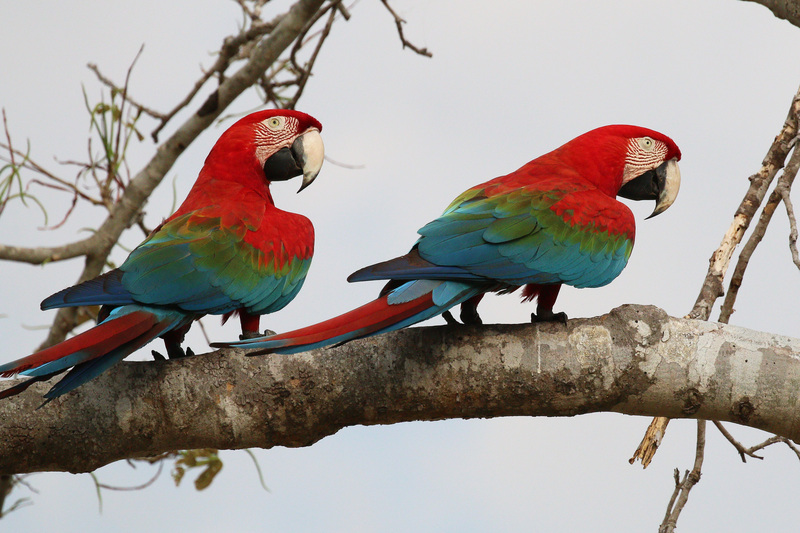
[621,137,669,185]
[253,115,301,166]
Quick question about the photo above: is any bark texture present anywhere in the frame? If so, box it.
[1,303,799,475]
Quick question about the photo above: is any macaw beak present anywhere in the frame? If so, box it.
[262,128,324,192]
[617,158,681,219]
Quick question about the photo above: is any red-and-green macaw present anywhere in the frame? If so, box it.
[219,125,680,355]
[0,109,324,400]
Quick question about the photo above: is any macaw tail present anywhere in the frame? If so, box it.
[0,305,191,401]
[216,280,483,355]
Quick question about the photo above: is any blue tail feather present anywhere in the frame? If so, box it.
[41,269,134,310]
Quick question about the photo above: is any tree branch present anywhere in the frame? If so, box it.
[659,420,706,533]
[720,141,800,321]
[740,0,800,29]
[689,83,800,321]
[2,304,800,475]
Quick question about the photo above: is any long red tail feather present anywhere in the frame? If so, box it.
[230,292,436,352]
[0,311,158,377]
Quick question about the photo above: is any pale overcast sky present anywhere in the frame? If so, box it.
[1,1,800,531]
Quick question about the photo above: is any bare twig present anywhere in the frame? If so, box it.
[690,84,800,321]
[659,420,706,533]
[0,238,97,264]
[284,2,341,108]
[150,15,281,142]
[88,63,164,122]
[758,437,800,461]
[714,420,800,463]
[779,180,800,268]
[713,421,764,461]
[719,141,800,321]
[379,0,432,57]
[92,460,164,492]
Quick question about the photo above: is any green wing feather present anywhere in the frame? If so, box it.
[415,184,633,289]
[119,209,311,315]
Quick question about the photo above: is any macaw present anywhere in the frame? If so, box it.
[0,109,324,400]
[219,125,680,355]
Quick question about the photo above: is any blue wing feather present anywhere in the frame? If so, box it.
[353,184,634,290]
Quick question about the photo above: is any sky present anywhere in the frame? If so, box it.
[1,0,800,531]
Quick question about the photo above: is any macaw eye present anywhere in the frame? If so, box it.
[265,117,285,131]
[638,137,655,151]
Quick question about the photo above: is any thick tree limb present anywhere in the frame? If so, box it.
[741,0,800,29]
[1,304,799,475]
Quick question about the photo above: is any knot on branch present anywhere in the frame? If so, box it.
[731,397,755,424]
[607,304,671,348]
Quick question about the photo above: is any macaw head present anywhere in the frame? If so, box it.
[206,109,324,192]
[560,125,682,219]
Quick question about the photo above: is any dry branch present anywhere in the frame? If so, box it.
[689,84,800,322]
[659,421,706,533]
[720,142,800,321]
[2,304,799,475]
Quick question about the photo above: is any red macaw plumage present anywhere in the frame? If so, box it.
[0,109,324,400]
[220,125,680,355]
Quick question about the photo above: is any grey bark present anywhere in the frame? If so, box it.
[1,304,798,475]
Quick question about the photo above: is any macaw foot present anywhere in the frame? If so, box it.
[152,345,196,360]
[460,304,483,325]
[442,302,483,326]
[239,329,276,340]
[531,310,568,325]
[442,310,459,325]
[152,325,194,360]
[151,345,195,360]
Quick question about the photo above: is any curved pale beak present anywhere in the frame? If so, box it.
[262,128,325,192]
[295,128,324,193]
[617,158,681,219]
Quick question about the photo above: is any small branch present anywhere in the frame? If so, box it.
[92,460,164,492]
[713,421,764,461]
[284,1,340,108]
[779,180,800,269]
[88,62,165,122]
[379,0,432,57]
[0,237,96,264]
[689,84,800,321]
[150,15,280,142]
[719,142,800,321]
[659,420,706,533]
[746,435,800,461]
